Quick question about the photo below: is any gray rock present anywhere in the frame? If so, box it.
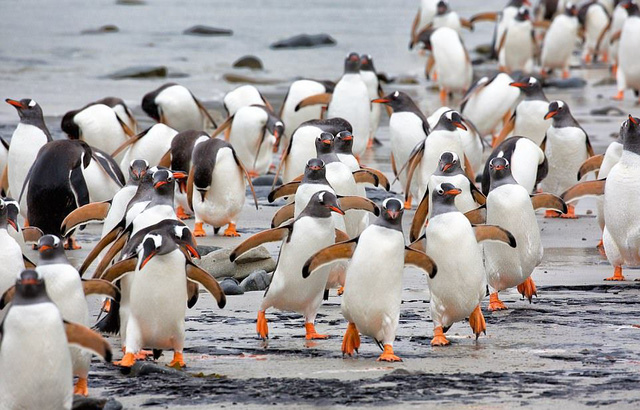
[195,246,276,280]
[590,106,625,116]
[81,25,119,35]
[233,55,263,70]
[183,25,233,36]
[270,34,336,49]
[196,245,221,256]
[220,277,244,295]
[119,361,185,377]
[240,269,272,292]
[107,66,167,79]
[72,397,123,410]
[223,73,284,85]
[543,77,586,89]
[116,0,145,5]
[252,174,281,186]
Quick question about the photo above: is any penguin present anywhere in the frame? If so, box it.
[301,198,437,361]
[460,72,521,140]
[607,0,631,78]
[540,100,594,218]
[420,182,516,345]
[230,191,344,341]
[187,137,258,237]
[498,7,536,73]
[3,197,43,252]
[5,98,52,219]
[534,0,566,22]
[409,151,486,242]
[334,131,361,171]
[483,157,566,310]
[431,0,474,33]
[613,2,640,102]
[470,0,532,59]
[113,123,178,173]
[141,83,217,132]
[541,3,580,78]
[213,105,284,177]
[61,101,135,158]
[412,27,473,104]
[372,91,429,207]
[359,54,383,146]
[223,85,272,116]
[411,0,438,43]
[481,136,548,195]
[99,224,224,368]
[94,96,138,134]
[0,270,111,410]
[496,76,551,147]
[280,79,335,149]
[578,0,611,63]
[82,146,127,203]
[0,198,26,320]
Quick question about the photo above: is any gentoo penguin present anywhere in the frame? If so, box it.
[420,182,515,345]
[359,54,383,146]
[498,7,536,73]
[405,110,468,202]
[280,79,335,148]
[0,270,111,410]
[5,98,52,218]
[100,224,224,368]
[481,136,548,194]
[32,235,119,396]
[613,2,640,102]
[214,105,284,177]
[113,123,178,173]
[540,101,593,218]
[607,1,631,78]
[0,198,26,320]
[302,198,437,361]
[496,76,551,147]
[431,0,474,33]
[372,91,429,207]
[231,191,344,340]
[578,0,611,63]
[484,157,566,310]
[334,131,360,171]
[187,137,258,237]
[541,4,580,78]
[460,72,521,139]
[141,83,217,132]
[410,151,486,242]
[411,0,438,44]
[470,0,532,59]
[4,197,43,252]
[223,85,271,116]
[94,96,138,134]
[61,101,134,157]
[412,27,473,104]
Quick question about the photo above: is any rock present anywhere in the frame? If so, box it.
[196,245,221,256]
[590,106,625,116]
[270,33,336,49]
[183,25,233,36]
[233,55,263,70]
[223,73,284,85]
[195,246,276,280]
[220,277,244,295]
[252,174,281,186]
[81,25,119,35]
[107,66,167,79]
[394,75,419,85]
[593,77,617,87]
[116,0,145,5]
[240,270,272,292]
[474,44,493,56]
[72,397,123,410]
[120,361,185,377]
[543,77,586,89]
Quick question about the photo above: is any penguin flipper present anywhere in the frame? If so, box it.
[230,225,292,262]
[578,154,604,180]
[191,93,218,129]
[403,141,425,195]
[294,93,332,112]
[111,127,151,158]
[61,201,112,236]
[408,234,426,251]
[158,149,172,168]
[560,180,606,204]
[63,321,112,362]
[338,196,380,216]
[187,281,199,308]
[210,115,234,140]
[22,254,36,269]
[232,151,259,210]
[271,203,295,228]
[469,12,499,24]
[268,181,301,203]
[493,112,515,148]
[99,257,137,283]
[81,279,121,301]
[186,262,226,309]
[0,286,15,310]
[410,188,429,243]
[92,149,125,187]
[390,153,398,178]
[70,166,90,208]
[404,247,437,278]
[93,231,130,279]
[470,184,486,205]
[359,167,390,191]
[0,165,7,194]
[464,206,487,225]
[463,155,476,182]
[78,222,122,276]
[186,166,195,211]
[531,193,567,214]
[22,226,43,243]
[302,238,358,279]
[473,225,516,248]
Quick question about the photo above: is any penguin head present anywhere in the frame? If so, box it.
[137,233,170,270]
[152,169,187,193]
[621,115,640,154]
[0,198,16,231]
[436,0,450,15]
[438,151,461,174]
[129,159,149,182]
[359,54,376,72]
[37,235,65,260]
[564,2,578,16]
[489,157,512,178]
[344,52,361,74]
[372,91,410,111]
[381,197,404,224]
[334,131,354,154]
[432,182,462,206]
[15,270,46,300]
[544,100,570,120]
[308,190,344,217]
[515,7,531,22]
[436,110,468,132]
[305,158,326,180]
[508,0,531,7]
[315,132,335,155]
[622,1,640,16]
[3,198,19,231]
[61,109,82,139]
[510,76,541,95]
[5,98,43,122]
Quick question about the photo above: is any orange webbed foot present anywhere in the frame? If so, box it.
[248,170,260,179]
[101,298,111,313]
[367,138,374,149]
[559,204,577,219]
[562,69,570,79]
[223,223,240,237]
[597,239,606,257]
[114,352,136,367]
[377,344,402,362]
[73,378,89,396]
[605,266,625,281]
[612,91,624,101]
[64,237,82,250]
[168,352,186,369]
[337,286,345,296]
[342,322,361,356]
[176,205,191,220]
[257,310,269,340]
[305,323,329,340]
[193,222,206,237]
[488,292,508,311]
[544,209,561,218]
[431,326,450,346]
[468,305,486,340]
[517,277,538,302]
[404,196,412,210]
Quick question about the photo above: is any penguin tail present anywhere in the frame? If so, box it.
[94,300,121,335]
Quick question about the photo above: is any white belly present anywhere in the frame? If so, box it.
[541,16,578,69]
[280,80,326,146]
[541,126,589,195]
[119,124,177,173]
[0,231,25,321]
[131,205,176,236]
[432,28,472,91]
[229,107,274,175]
[325,162,365,237]
[462,74,520,137]
[428,174,478,216]
[102,186,137,236]
[502,23,534,72]
[83,157,121,202]
[513,101,551,145]
[389,113,426,198]
[282,125,324,183]
[223,85,265,116]
[360,70,381,138]
[327,74,371,156]
[417,131,465,200]
[74,104,128,156]
[619,19,640,89]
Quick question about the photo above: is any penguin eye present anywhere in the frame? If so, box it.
[505,163,510,168]
[437,188,444,195]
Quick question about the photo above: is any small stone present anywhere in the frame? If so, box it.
[232,55,263,70]
[116,0,146,5]
[474,44,493,55]
[222,73,284,85]
[196,245,221,256]
[395,75,419,85]
[81,25,119,35]
[183,25,233,36]
[195,246,276,280]
[543,77,586,89]
[270,33,336,49]
[252,174,281,186]
[220,277,244,295]
[107,66,167,79]
[240,270,272,292]
[72,397,123,410]
[590,106,625,116]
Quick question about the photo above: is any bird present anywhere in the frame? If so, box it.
[613,1,640,102]
[112,123,179,174]
[497,7,536,73]
[578,0,611,64]
[541,3,580,78]
[470,0,532,59]
[0,198,26,321]
[141,83,217,132]
[607,0,633,78]
[94,96,138,134]
[223,85,272,116]
[410,0,438,44]
[359,54,384,147]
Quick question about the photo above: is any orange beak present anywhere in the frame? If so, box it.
[172,171,188,180]
[493,165,505,171]
[186,244,200,259]
[329,206,345,215]
[39,245,53,252]
[7,219,17,231]
[510,82,527,88]
[387,210,400,219]
[445,188,462,196]
[140,251,157,269]
[544,110,558,120]
[6,99,25,109]
[452,121,467,131]
[21,278,39,285]
[154,181,168,189]
[630,115,638,125]
[442,163,453,172]
[371,98,390,104]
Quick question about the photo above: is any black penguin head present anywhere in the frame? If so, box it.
[438,151,462,174]
[515,7,531,21]
[129,159,150,182]
[437,0,450,15]
[431,182,462,212]
[435,110,468,132]
[372,91,412,112]
[3,198,19,231]
[380,197,404,225]
[6,98,44,122]
[304,191,345,218]
[622,1,640,16]
[334,131,354,155]
[489,157,512,179]
[152,169,187,194]
[344,52,361,74]
[15,270,46,300]
[315,132,335,155]
[360,54,376,72]
[564,2,578,16]
[61,109,82,139]
[621,115,640,155]
[137,233,173,269]
[304,158,327,181]
[544,100,570,120]
[37,235,65,261]
[510,76,542,96]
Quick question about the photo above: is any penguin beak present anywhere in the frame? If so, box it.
[340,135,353,141]
[5,99,25,109]
[322,139,332,145]
[7,218,18,231]
[178,180,187,194]
[442,163,453,172]
[445,188,462,196]
[309,166,322,171]
[493,165,505,171]
[20,278,40,285]
[327,205,345,215]
[523,0,531,5]
[172,171,188,180]
[140,250,158,269]
[544,110,558,120]
[509,82,527,89]
[452,121,467,131]
[387,209,400,219]
[154,181,168,189]
[185,244,200,259]
[371,98,390,104]
[39,245,53,252]
[630,115,638,125]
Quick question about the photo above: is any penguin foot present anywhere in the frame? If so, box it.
[517,277,538,303]
[439,89,447,105]
[134,350,153,360]
[612,91,624,101]
[367,138,374,149]
[101,298,111,313]
[223,223,240,237]
[176,206,191,220]
[305,323,329,340]
[597,239,606,257]
[65,237,82,250]
[562,70,570,79]
[612,64,618,77]
[488,292,508,311]
[584,54,592,64]
[168,352,186,369]
[605,266,625,281]
[404,196,412,210]
[114,352,136,367]
[248,170,260,178]
[559,204,577,219]
[193,222,206,237]
[73,378,89,396]
[337,286,345,296]
[544,210,561,218]
[341,322,360,356]
[468,305,486,340]
[377,345,402,362]
[431,326,450,346]
[257,310,269,340]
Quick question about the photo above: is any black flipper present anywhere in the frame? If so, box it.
[70,166,90,207]
[94,299,120,335]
